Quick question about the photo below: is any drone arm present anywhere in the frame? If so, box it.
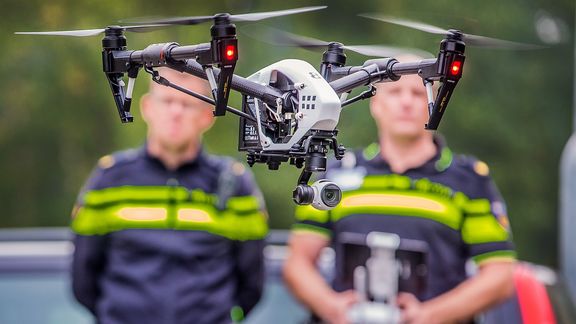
[329,58,400,94]
[388,58,438,77]
[168,59,284,108]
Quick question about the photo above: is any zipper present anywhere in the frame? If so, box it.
[166,177,179,228]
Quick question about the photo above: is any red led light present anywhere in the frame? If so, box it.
[225,45,236,60]
[450,60,462,76]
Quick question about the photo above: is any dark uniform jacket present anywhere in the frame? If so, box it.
[71,146,268,324]
[294,138,515,301]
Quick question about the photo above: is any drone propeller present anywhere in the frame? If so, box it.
[122,6,326,26]
[242,25,434,58]
[14,24,169,37]
[360,14,544,50]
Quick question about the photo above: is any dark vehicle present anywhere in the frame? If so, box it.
[0,228,574,324]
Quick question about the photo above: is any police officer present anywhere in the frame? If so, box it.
[283,55,516,324]
[71,68,268,324]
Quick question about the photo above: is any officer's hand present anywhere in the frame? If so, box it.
[318,290,358,324]
[397,293,439,324]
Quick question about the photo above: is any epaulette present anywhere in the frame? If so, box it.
[454,154,490,177]
[97,148,140,170]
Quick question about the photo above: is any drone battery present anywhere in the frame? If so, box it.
[238,95,262,151]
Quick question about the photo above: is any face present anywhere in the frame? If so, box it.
[140,70,214,151]
[370,74,430,141]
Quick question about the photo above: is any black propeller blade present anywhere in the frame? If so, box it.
[242,25,434,58]
[360,14,544,50]
[122,6,326,26]
[15,24,169,37]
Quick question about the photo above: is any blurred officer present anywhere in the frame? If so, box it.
[284,55,516,324]
[71,68,268,324]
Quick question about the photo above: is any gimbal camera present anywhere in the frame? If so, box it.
[17,8,536,209]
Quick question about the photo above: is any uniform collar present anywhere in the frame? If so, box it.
[365,135,453,174]
[140,142,206,172]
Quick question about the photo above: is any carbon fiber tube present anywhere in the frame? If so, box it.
[389,58,437,76]
[168,60,284,107]
[329,65,378,94]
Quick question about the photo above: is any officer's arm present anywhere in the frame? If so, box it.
[231,167,268,317]
[71,233,108,315]
[70,164,109,315]
[284,232,358,323]
[234,239,265,316]
[399,260,515,323]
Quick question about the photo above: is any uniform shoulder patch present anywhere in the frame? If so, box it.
[97,154,115,169]
[454,155,490,177]
[98,148,140,170]
[473,160,490,176]
[231,161,246,176]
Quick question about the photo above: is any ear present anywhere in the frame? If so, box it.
[140,93,151,123]
[198,106,215,132]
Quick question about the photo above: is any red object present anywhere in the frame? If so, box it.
[225,45,236,61]
[450,60,462,76]
[514,264,556,324]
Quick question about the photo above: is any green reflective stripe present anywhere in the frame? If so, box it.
[72,202,267,241]
[227,195,260,213]
[463,199,491,214]
[332,191,463,229]
[362,174,411,191]
[230,306,244,323]
[435,147,453,172]
[472,250,517,264]
[72,205,170,235]
[175,207,267,240]
[83,186,218,207]
[84,186,173,205]
[413,178,453,197]
[362,142,380,161]
[462,214,509,244]
[188,189,218,205]
[291,223,332,238]
[294,205,330,223]
[72,207,111,235]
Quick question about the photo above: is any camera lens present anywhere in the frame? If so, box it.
[293,184,314,205]
[320,184,341,207]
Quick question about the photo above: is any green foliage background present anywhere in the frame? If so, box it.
[0,0,573,267]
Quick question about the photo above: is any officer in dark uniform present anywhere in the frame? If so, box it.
[284,55,516,324]
[71,68,267,324]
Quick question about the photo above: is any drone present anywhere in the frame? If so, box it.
[15,7,539,210]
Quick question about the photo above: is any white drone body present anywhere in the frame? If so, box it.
[247,59,342,151]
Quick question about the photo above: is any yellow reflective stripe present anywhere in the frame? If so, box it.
[117,207,167,221]
[332,191,462,229]
[473,250,517,265]
[72,203,267,240]
[226,195,260,213]
[84,186,172,205]
[72,205,171,235]
[463,199,491,214]
[362,175,411,190]
[462,214,509,244]
[295,205,330,223]
[291,223,331,238]
[177,208,212,223]
[217,209,268,240]
[72,207,109,235]
[83,186,218,206]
